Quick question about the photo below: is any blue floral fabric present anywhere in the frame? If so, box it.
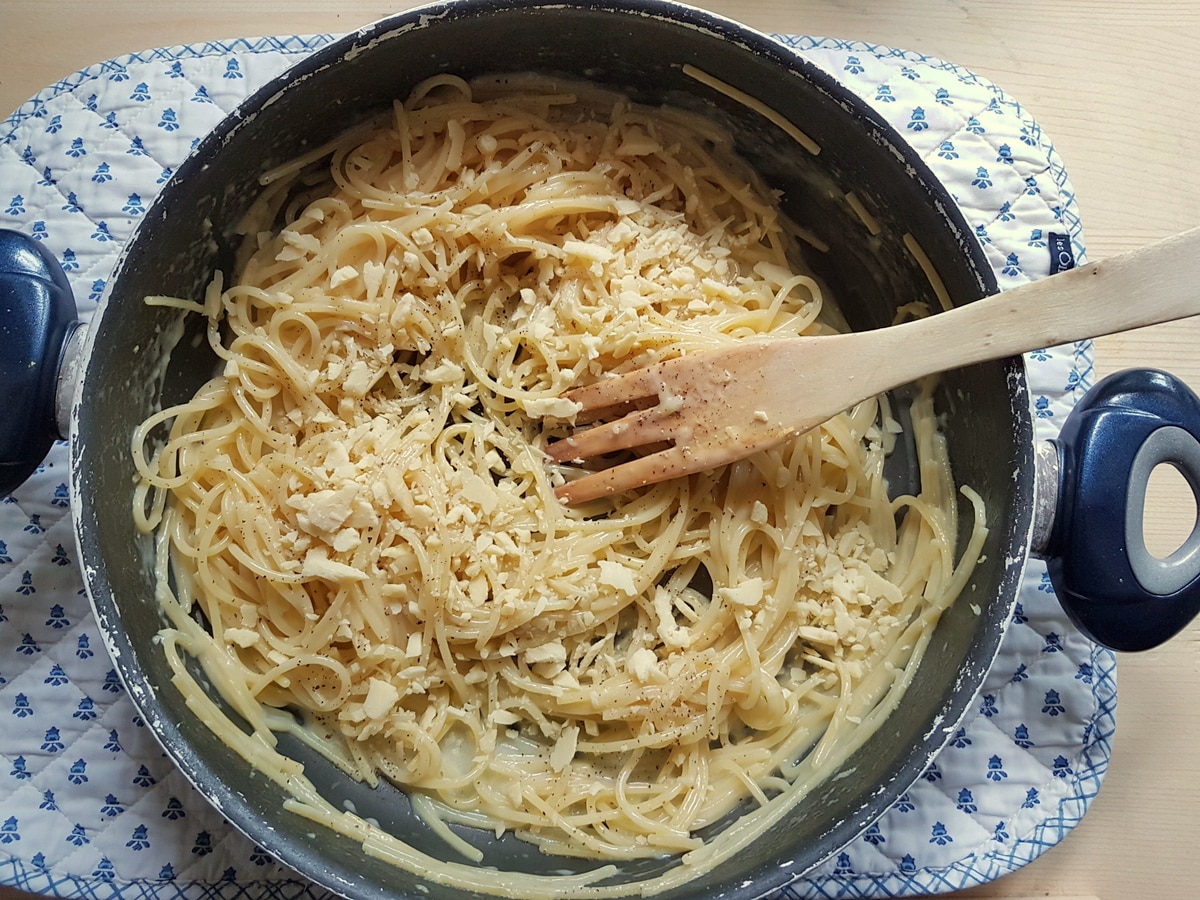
[0,34,1111,899]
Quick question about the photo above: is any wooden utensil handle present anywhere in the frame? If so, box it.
[887,225,1200,386]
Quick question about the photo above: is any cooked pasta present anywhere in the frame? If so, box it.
[131,73,986,897]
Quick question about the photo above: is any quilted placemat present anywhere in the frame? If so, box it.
[0,32,1113,899]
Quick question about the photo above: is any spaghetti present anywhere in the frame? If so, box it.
[132,73,985,896]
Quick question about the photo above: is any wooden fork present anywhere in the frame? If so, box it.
[545,225,1200,505]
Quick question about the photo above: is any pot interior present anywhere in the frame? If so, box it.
[72,2,1031,898]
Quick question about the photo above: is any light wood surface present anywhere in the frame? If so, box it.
[4,2,1198,899]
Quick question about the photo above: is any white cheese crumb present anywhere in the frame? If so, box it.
[627,647,663,683]
[523,396,583,418]
[289,483,359,534]
[342,359,375,396]
[460,472,499,514]
[614,127,661,157]
[361,260,384,297]
[362,677,398,720]
[224,628,259,648]
[330,265,358,288]
[301,549,367,582]
[422,359,465,384]
[598,560,637,595]
[404,632,422,659]
[332,527,360,553]
[798,625,840,644]
[656,381,686,413]
[524,640,567,666]
[490,708,520,726]
[277,232,324,260]
[549,724,579,772]
[718,577,764,607]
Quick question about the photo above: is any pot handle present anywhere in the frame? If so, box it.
[0,229,82,497]
[1041,368,1200,651]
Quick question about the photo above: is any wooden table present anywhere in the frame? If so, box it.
[3,2,1197,899]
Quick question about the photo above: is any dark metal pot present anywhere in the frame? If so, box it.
[4,1,1200,898]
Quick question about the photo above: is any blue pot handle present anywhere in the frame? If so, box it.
[0,229,81,497]
[1045,368,1200,651]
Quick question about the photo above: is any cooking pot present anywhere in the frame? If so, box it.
[4,1,1200,898]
